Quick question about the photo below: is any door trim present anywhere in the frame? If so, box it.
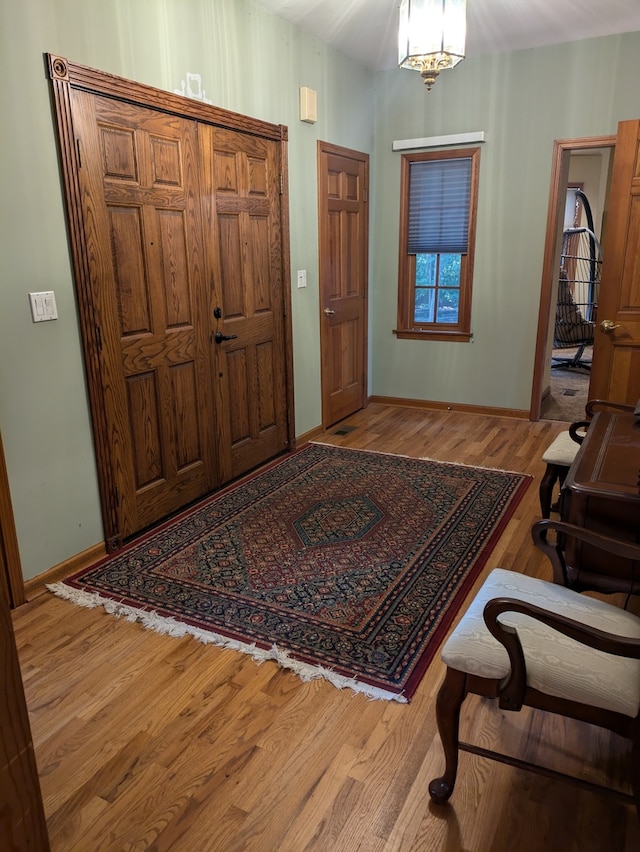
[530,135,615,419]
[47,54,294,547]
[0,431,24,608]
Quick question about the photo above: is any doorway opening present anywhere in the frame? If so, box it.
[532,137,615,422]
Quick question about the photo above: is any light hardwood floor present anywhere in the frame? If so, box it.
[12,404,640,851]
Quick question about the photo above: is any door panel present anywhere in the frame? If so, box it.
[199,125,289,482]
[590,119,640,404]
[318,143,369,427]
[72,90,218,541]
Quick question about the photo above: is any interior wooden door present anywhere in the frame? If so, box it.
[318,143,369,428]
[70,89,218,544]
[590,119,640,405]
[199,125,289,481]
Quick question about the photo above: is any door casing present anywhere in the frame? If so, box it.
[0,430,24,608]
[531,135,615,419]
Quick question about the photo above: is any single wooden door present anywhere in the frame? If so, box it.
[199,125,289,482]
[590,119,640,404]
[318,143,369,428]
[71,90,218,544]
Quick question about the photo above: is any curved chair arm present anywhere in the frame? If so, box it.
[585,399,635,418]
[483,596,640,711]
[568,420,590,444]
[531,519,640,587]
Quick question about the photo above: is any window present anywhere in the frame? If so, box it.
[396,147,480,341]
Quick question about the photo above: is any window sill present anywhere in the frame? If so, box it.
[393,328,472,342]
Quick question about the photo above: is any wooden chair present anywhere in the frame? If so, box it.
[428,523,640,813]
[539,429,581,518]
[534,518,640,596]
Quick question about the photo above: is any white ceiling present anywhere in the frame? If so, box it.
[253,0,640,71]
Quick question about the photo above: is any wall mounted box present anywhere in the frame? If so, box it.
[299,86,317,123]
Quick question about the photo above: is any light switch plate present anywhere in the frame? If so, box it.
[297,270,307,288]
[29,291,58,322]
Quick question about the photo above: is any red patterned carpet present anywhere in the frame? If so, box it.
[49,444,530,701]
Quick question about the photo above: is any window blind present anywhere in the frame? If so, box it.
[407,157,472,254]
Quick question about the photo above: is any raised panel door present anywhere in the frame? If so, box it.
[72,90,218,542]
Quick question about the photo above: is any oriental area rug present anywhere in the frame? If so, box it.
[49,443,531,702]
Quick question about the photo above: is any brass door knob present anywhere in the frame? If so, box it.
[324,308,337,316]
[600,319,620,334]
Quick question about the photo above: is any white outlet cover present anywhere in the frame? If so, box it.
[297,270,307,288]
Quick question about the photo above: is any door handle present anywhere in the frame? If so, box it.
[214,331,238,344]
[324,308,337,316]
[600,319,620,334]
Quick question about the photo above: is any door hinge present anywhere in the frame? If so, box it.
[363,188,368,203]
[279,173,284,195]
[76,138,82,168]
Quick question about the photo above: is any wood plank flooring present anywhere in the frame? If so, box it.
[12,404,640,851]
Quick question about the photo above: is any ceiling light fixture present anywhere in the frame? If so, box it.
[398,0,467,92]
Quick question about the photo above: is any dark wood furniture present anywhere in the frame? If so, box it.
[559,408,640,594]
[538,400,633,521]
[428,522,640,814]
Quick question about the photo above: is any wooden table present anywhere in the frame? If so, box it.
[559,409,640,593]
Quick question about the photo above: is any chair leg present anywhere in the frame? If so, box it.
[550,467,569,514]
[631,733,640,818]
[428,667,468,804]
[539,464,558,519]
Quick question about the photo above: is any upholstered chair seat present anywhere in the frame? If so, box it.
[441,568,640,717]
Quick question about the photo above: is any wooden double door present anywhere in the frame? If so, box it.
[49,56,293,548]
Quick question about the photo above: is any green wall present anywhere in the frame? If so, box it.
[0,0,372,580]
[370,33,640,409]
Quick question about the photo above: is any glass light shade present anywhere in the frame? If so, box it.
[398,0,466,82]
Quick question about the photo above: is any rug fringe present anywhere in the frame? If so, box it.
[47,582,407,704]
